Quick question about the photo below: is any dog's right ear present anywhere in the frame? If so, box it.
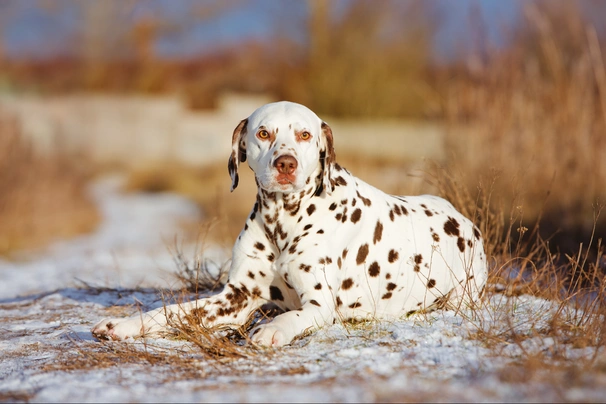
[228,118,248,192]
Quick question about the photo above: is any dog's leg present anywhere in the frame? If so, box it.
[92,228,278,341]
[250,258,339,347]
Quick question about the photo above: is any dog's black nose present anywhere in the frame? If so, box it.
[274,155,298,174]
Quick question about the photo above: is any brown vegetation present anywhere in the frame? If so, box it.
[0,111,99,255]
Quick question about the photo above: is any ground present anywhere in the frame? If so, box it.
[1,176,605,403]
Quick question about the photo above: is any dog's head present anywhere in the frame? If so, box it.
[228,101,336,195]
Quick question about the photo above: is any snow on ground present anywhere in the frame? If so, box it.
[1,177,605,402]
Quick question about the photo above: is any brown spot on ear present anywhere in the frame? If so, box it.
[373,221,383,244]
[444,217,460,237]
[388,249,399,263]
[356,244,369,265]
[341,278,354,290]
[368,262,380,277]
[351,208,362,224]
[269,286,284,301]
[427,279,436,288]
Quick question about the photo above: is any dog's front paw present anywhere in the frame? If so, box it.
[91,318,142,341]
[250,324,292,347]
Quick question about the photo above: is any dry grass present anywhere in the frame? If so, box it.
[442,2,606,255]
[0,110,100,256]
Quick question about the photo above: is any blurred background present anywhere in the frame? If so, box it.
[0,0,605,264]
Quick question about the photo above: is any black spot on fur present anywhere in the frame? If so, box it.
[382,292,392,300]
[267,253,275,262]
[329,202,337,211]
[349,302,362,309]
[270,286,284,301]
[304,224,312,231]
[310,299,321,307]
[317,229,324,234]
[314,283,322,290]
[389,210,395,221]
[247,271,255,279]
[427,279,436,288]
[368,261,380,277]
[341,278,354,290]
[473,227,481,240]
[386,282,397,291]
[307,204,316,216]
[424,209,433,217]
[356,244,369,265]
[414,254,423,264]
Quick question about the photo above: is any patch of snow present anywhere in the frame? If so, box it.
[0,176,605,402]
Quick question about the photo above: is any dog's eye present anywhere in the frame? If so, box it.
[257,130,270,140]
[300,131,311,141]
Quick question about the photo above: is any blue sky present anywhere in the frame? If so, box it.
[1,0,521,61]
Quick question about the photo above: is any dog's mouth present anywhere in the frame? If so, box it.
[276,174,296,185]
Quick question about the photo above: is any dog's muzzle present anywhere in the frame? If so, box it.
[273,155,298,185]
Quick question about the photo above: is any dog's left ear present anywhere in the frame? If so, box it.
[318,121,336,195]
[228,118,248,192]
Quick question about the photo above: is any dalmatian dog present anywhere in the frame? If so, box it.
[92,101,488,347]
